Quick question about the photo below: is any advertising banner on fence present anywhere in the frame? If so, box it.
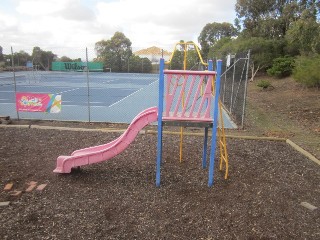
[16,92,62,113]
[52,61,103,72]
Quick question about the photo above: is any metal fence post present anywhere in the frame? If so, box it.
[241,50,251,129]
[230,55,236,114]
[86,47,91,122]
[222,60,227,104]
[11,47,19,120]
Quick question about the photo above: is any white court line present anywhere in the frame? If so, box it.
[56,87,80,94]
[0,74,25,78]
[62,105,106,107]
[60,105,108,108]
[21,86,74,89]
[62,101,105,104]
[108,80,158,108]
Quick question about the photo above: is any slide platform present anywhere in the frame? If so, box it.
[53,107,158,173]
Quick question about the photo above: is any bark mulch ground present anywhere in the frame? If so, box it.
[0,126,319,239]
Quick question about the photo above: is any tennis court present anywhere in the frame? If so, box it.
[0,71,236,128]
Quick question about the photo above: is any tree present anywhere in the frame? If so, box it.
[235,0,320,39]
[95,32,132,72]
[198,22,238,59]
[293,54,320,88]
[59,56,73,62]
[285,11,320,55]
[210,36,285,81]
[167,41,202,70]
[128,55,152,73]
[32,47,56,70]
[128,55,141,72]
[13,51,31,66]
[208,37,233,59]
[140,57,152,73]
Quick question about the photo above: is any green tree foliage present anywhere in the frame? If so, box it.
[210,37,285,80]
[168,42,202,70]
[32,46,56,70]
[293,54,320,87]
[198,22,238,59]
[235,0,320,39]
[169,49,184,70]
[267,55,295,78]
[95,32,132,72]
[128,56,152,73]
[59,56,73,62]
[13,51,31,66]
[208,37,233,59]
[141,57,152,73]
[285,11,320,55]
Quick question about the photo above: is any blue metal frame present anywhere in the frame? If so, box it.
[156,59,222,187]
[202,127,208,168]
[156,58,165,187]
[208,60,222,187]
[201,60,213,169]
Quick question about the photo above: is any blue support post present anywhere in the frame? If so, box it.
[208,60,222,187]
[202,127,208,168]
[156,58,165,187]
[208,60,213,71]
[202,60,213,169]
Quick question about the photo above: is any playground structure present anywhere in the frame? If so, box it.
[54,42,229,187]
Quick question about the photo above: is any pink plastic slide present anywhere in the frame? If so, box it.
[53,107,158,173]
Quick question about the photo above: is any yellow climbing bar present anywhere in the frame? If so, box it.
[165,41,208,66]
[218,100,229,179]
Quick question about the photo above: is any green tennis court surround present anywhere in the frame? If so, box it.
[52,61,103,72]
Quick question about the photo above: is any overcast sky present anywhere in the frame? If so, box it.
[1,0,236,58]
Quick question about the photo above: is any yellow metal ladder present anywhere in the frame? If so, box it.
[218,100,229,179]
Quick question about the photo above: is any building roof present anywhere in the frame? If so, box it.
[134,46,171,56]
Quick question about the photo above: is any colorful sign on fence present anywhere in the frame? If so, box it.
[16,93,62,113]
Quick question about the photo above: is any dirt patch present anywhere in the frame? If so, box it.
[0,127,319,239]
[240,76,320,159]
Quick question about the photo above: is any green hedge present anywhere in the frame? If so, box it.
[267,56,294,78]
[293,55,320,88]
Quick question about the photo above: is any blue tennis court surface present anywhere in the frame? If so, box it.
[0,71,237,128]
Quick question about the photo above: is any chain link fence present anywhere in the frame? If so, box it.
[0,46,250,128]
[0,47,160,124]
[218,50,250,129]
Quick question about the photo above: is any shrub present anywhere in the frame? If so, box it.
[267,56,294,78]
[257,80,272,89]
[293,55,320,88]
